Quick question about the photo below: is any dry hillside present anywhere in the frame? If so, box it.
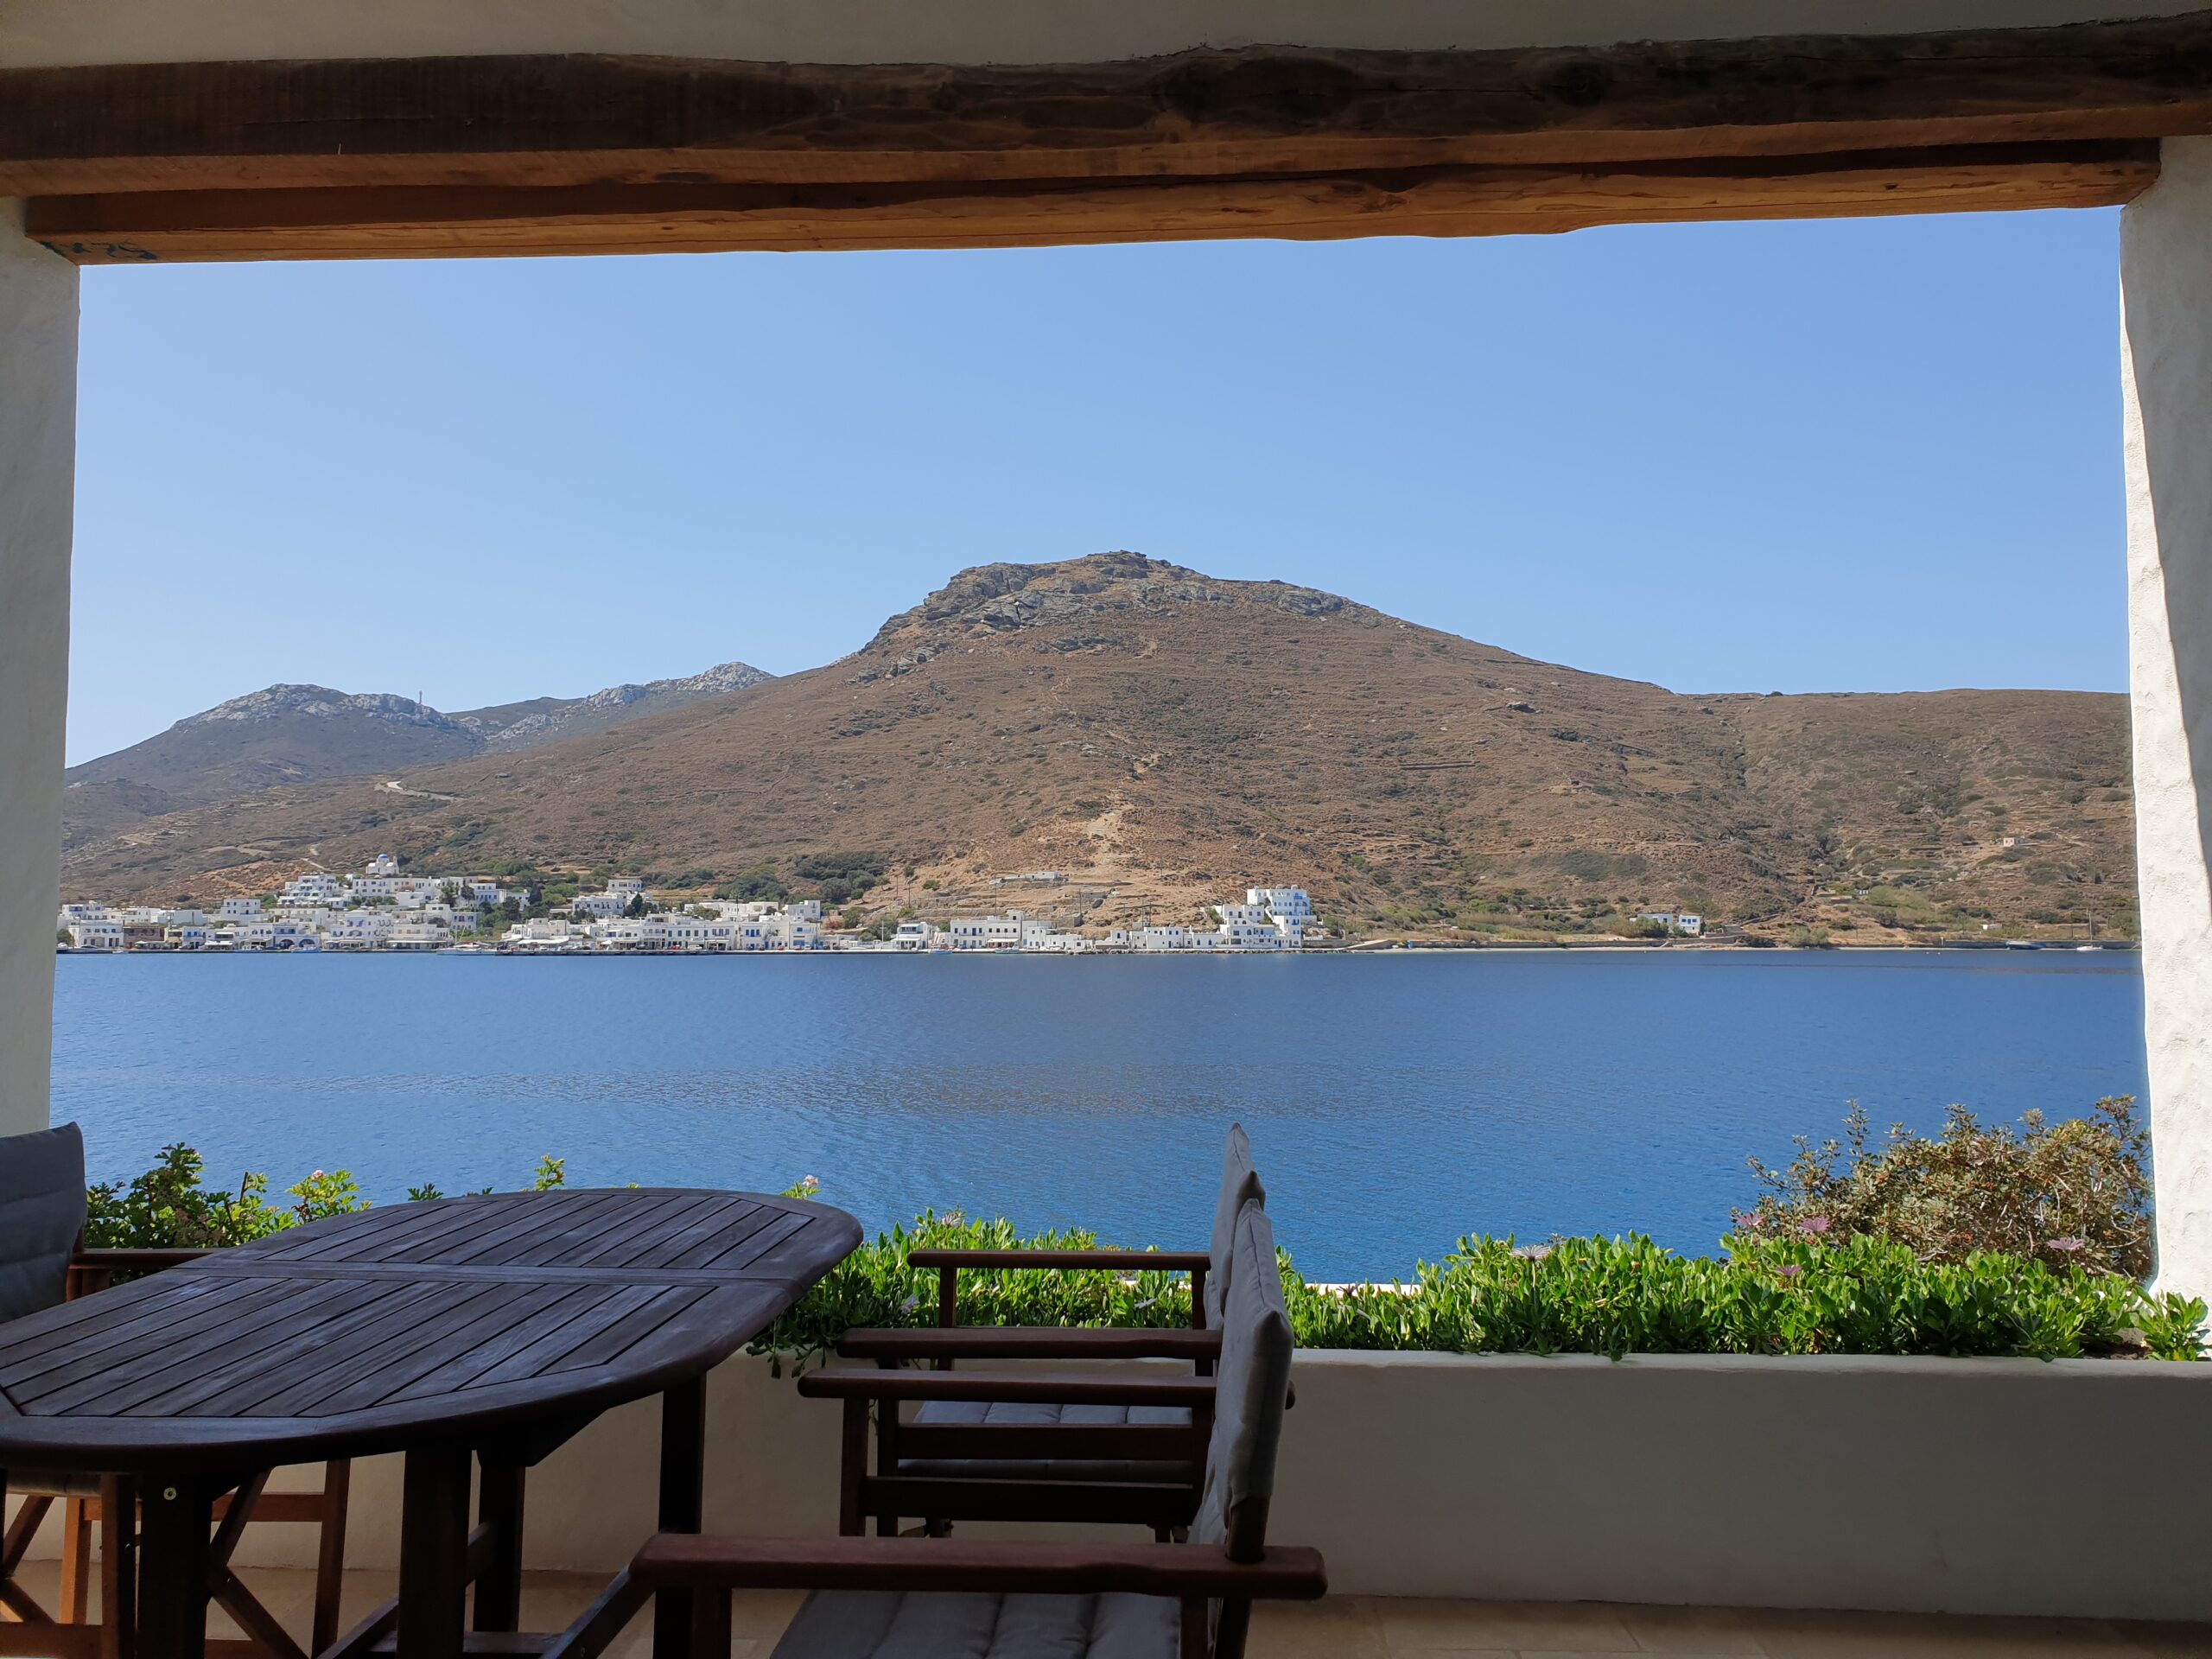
[62,554,2134,942]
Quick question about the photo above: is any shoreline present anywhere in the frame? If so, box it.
[54,939,2140,958]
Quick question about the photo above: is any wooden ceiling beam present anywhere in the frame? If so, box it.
[28,143,2158,265]
[3,13,2210,198]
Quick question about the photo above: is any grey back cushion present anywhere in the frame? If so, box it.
[1192,1198,1293,1554]
[0,1122,87,1324]
[1205,1124,1265,1328]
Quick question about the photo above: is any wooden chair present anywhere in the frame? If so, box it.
[0,1122,353,1659]
[825,1127,1266,1540]
[555,1198,1323,1659]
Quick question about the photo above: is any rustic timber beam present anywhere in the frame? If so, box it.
[2,14,2210,198]
[27,143,2158,264]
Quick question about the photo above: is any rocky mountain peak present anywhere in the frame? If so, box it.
[179,685,461,732]
[866,552,1361,658]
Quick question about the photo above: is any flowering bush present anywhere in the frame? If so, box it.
[1738,1096,2154,1276]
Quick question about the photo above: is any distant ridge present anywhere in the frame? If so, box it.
[60,554,2132,942]
[62,662,772,849]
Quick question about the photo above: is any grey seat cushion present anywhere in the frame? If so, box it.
[904,1399,1194,1484]
[0,1122,86,1325]
[772,1588,1175,1659]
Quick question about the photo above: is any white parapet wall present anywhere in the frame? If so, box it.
[2124,136,2212,1301]
[33,1348,2202,1621]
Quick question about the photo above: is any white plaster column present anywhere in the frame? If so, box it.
[2123,137,2212,1298]
[0,202,77,1137]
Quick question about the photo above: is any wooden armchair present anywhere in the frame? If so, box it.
[824,1128,1264,1540]
[1,1124,352,1659]
[555,1199,1320,1659]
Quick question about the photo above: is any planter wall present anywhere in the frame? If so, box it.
[25,1349,2211,1619]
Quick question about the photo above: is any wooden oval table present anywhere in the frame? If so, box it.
[0,1187,861,1659]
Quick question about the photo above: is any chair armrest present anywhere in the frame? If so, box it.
[838,1326,1223,1363]
[630,1534,1327,1600]
[797,1370,1217,1408]
[906,1249,1214,1273]
[70,1248,213,1271]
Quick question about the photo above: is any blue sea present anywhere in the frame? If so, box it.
[50,950,2148,1282]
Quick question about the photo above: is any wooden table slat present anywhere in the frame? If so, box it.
[107,1282,429,1424]
[549,1193,721,1270]
[456,1282,669,1394]
[645,1200,782,1273]
[251,1198,476,1263]
[380,1284,611,1403]
[156,1281,456,1420]
[304,1281,583,1417]
[238,1282,505,1420]
[0,1276,225,1374]
[542,1286,709,1377]
[701,1211,815,1275]
[484,1191,667,1268]
[429,1191,635,1268]
[6,1280,319,1408]
[281,1282,555,1419]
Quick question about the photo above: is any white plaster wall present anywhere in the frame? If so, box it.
[0,201,75,1139]
[2123,137,2212,1300]
[0,0,2197,70]
[33,1351,2209,1620]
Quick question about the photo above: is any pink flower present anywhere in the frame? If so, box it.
[309,1169,326,1180]
[1798,1216,1832,1236]
[1511,1243,1553,1262]
[1776,1263,1804,1279]
[801,1175,820,1190]
[2046,1236,2085,1253]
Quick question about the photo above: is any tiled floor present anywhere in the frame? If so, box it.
[10,1562,2212,1657]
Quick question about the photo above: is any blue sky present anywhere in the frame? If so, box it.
[69,207,2126,765]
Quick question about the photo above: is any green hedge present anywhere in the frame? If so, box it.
[748,1212,2209,1365]
[85,1147,2209,1364]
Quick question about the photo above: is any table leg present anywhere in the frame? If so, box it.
[137,1476,213,1659]
[474,1457,525,1634]
[653,1376,708,1659]
[398,1443,474,1659]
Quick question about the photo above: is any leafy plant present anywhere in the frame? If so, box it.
[1739,1098,2153,1278]
[82,1143,293,1249]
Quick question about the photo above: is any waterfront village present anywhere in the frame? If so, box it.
[56,855,1335,956]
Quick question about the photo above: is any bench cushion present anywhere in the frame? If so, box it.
[0,1122,86,1325]
[903,1399,1194,1484]
[772,1589,1175,1659]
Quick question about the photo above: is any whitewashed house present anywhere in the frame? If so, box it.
[217,898,263,922]
[279,873,346,906]
[66,919,123,950]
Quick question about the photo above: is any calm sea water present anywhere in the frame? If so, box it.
[50,950,2147,1281]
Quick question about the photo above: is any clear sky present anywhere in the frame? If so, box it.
[68,206,2126,766]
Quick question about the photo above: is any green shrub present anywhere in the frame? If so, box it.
[1740,1098,2153,1278]
[747,1221,2204,1367]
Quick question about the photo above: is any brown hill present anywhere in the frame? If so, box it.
[60,553,2134,942]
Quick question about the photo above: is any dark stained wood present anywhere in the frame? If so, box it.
[797,1370,1217,1408]
[315,1459,353,1655]
[398,1444,472,1659]
[474,1458,526,1635]
[838,1326,1222,1361]
[4,15,2212,200]
[137,1479,218,1659]
[861,1475,1197,1527]
[22,141,2158,265]
[0,1191,860,1659]
[906,1249,1217,1273]
[652,1376,707,1659]
[630,1534,1329,1599]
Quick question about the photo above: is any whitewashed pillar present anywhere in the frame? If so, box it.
[0,203,77,1137]
[2123,137,2212,1298]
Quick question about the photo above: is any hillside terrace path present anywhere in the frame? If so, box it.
[0,1188,861,1659]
